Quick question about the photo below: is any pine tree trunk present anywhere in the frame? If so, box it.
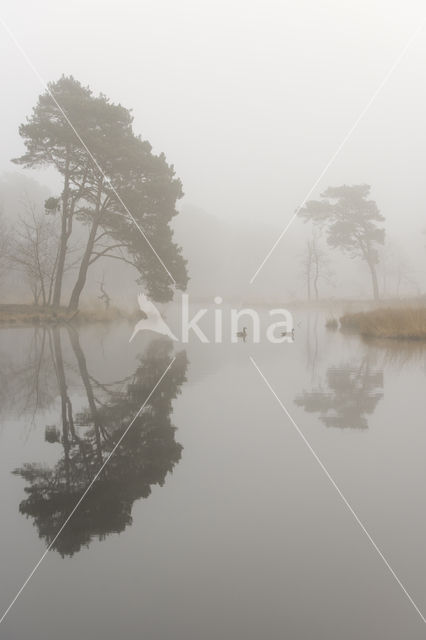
[68,182,103,312]
[52,217,68,308]
[68,219,98,311]
[368,260,380,300]
[52,151,71,308]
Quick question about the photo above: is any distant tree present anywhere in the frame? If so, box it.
[7,201,60,305]
[378,241,419,298]
[7,198,80,306]
[301,185,385,300]
[0,208,10,283]
[300,230,333,301]
[13,75,188,310]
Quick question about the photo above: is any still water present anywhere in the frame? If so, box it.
[0,311,426,639]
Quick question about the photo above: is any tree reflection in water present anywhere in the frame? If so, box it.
[295,359,383,430]
[13,327,187,557]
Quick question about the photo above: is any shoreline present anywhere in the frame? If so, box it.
[0,304,139,327]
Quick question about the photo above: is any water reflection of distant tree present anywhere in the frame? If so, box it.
[13,328,187,556]
[295,358,383,430]
[0,328,59,422]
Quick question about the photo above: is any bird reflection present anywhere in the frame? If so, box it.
[13,327,187,557]
[295,358,383,430]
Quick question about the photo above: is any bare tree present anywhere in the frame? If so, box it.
[300,231,333,301]
[7,202,59,305]
[7,198,81,306]
[378,241,419,298]
[0,208,10,283]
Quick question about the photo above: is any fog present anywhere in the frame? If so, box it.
[1,0,426,304]
[3,5,426,639]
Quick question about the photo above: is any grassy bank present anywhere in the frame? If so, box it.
[0,304,138,326]
[340,307,426,340]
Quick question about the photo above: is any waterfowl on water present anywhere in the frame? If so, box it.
[236,326,247,342]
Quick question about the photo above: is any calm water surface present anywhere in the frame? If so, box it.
[1,311,426,639]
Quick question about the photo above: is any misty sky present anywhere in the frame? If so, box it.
[1,0,425,281]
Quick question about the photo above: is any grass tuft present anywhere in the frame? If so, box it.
[340,307,426,340]
[325,317,339,330]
